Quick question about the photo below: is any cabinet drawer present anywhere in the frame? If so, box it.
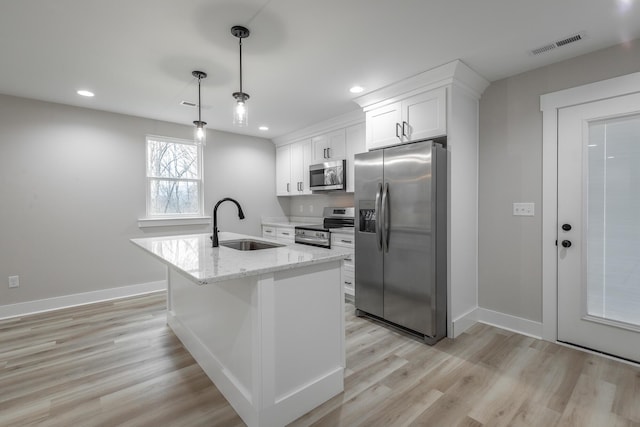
[262,226,276,238]
[276,227,295,241]
[331,234,354,249]
[342,264,355,296]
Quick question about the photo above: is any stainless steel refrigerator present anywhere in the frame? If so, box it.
[354,140,447,344]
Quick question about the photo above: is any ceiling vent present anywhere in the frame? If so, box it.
[180,100,197,107]
[530,32,585,56]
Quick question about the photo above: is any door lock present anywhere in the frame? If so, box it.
[562,224,572,231]
[561,240,572,248]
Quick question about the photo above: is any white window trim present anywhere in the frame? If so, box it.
[138,216,211,228]
[141,134,205,224]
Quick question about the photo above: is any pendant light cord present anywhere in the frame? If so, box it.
[239,38,243,95]
[198,75,202,122]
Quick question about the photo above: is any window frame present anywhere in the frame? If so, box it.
[144,134,204,219]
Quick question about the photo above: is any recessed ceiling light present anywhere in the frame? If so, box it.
[259,126,269,131]
[77,90,94,97]
[349,86,364,94]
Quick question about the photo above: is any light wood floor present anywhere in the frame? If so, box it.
[1,292,639,427]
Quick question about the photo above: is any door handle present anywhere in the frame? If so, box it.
[562,240,572,248]
[382,182,390,253]
[396,123,401,139]
[375,182,383,251]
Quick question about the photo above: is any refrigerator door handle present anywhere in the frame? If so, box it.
[375,182,383,251]
[382,182,390,252]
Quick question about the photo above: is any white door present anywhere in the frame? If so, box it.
[558,92,640,362]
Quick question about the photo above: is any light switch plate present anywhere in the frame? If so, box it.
[8,275,19,288]
[513,203,535,216]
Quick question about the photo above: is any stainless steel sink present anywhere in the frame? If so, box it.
[220,239,284,251]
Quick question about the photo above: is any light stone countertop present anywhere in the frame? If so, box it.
[131,232,350,285]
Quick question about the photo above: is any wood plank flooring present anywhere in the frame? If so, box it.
[2,292,639,426]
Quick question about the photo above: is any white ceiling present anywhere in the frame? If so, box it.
[1,0,639,139]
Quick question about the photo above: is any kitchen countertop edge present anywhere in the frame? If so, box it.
[131,232,350,285]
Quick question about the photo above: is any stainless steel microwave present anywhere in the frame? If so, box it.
[309,159,346,191]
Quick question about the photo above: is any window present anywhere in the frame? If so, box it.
[146,135,203,217]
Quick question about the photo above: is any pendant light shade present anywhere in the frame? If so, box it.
[192,70,207,145]
[231,25,250,127]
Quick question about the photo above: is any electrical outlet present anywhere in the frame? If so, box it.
[513,203,535,216]
[8,275,19,288]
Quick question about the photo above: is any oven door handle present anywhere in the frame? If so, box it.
[295,235,329,246]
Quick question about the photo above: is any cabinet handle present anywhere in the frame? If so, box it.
[340,239,352,244]
[327,147,331,158]
[402,121,408,137]
[299,182,303,191]
[265,230,273,234]
[396,123,401,139]
[286,183,290,192]
[344,281,352,285]
[282,232,290,236]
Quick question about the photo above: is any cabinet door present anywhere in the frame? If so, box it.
[311,134,329,163]
[290,142,304,194]
[365,101,402,150]
[402,87,447,142]
[326,129,346,160]
[345,122,365,192]
[289,139,313,194]
[300,139,313,194]
[275,144,291,196]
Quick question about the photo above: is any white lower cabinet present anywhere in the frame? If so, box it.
[262,225,295,243]
[331,231,355,300]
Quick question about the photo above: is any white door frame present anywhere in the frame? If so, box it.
[540,72,640,342]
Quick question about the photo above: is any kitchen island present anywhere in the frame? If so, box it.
[131,232,350,427]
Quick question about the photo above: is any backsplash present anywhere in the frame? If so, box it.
[287,193,354,218]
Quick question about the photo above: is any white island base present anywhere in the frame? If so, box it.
[166,261,345,427]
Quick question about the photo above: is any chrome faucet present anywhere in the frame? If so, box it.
[212,197,245,247]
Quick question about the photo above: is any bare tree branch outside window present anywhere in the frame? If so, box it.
[146,136,202,216]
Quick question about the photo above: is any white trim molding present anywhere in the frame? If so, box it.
[540,71,640,342]
[453,307,543,339]
[0,281,166,320]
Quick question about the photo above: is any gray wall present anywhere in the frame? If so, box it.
[478,39,640,322]
[0,94,287,306]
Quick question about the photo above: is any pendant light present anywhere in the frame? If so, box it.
[192,70,207,145]
[231,25,250,127]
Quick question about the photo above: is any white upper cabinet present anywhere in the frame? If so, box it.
[365,86,447,150]
[312,129,346,163]
[276,144,292,196]
[345,122,366,193]
[366,101,403,150]
[276,139,312,196]
[290,139,312,195]
[403,87,447,142]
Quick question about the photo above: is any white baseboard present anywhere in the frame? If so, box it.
[0,280,166,320]
[476,307,543,339]
[451,308,479,338]
[452,307,543,340]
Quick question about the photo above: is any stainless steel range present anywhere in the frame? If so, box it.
[295,207,354,248]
